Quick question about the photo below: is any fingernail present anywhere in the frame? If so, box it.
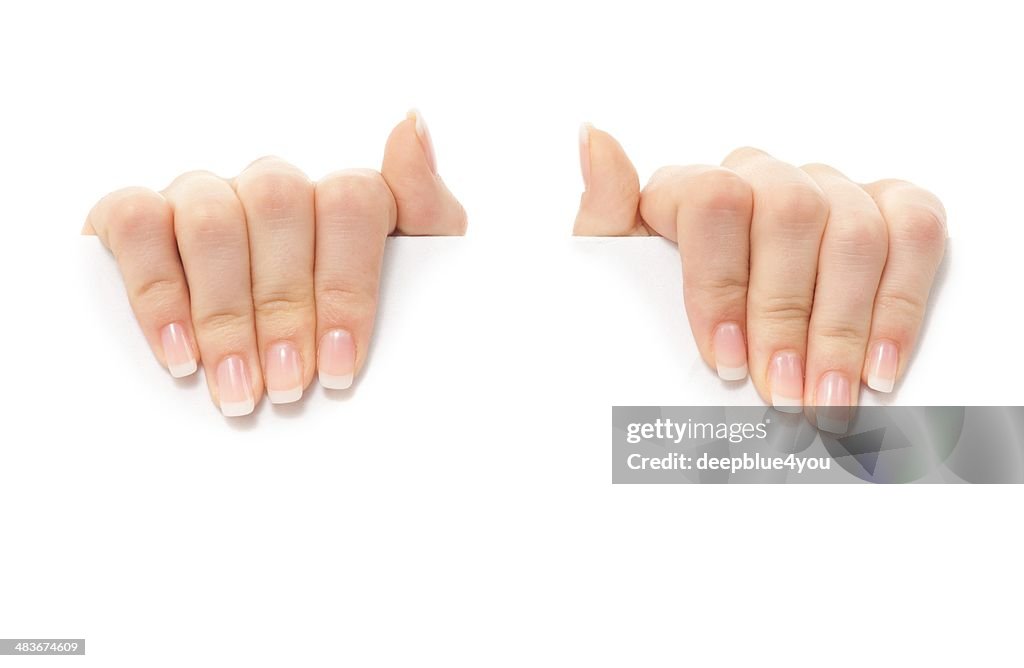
[217,355,255,417]
[407,108,437,175]
[815,371,850,434]
[867,340,898,393]
[579,122,593,190]
[712,322,748,381]
[768,351,803,413]
[160,322,197,378]
[265,341,303,404]
[318,329,355,390]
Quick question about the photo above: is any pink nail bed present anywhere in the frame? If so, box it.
[768,351,803,413]
[265,341,303,404]
[815,371,851,434]
[867,340,898,393]
[217,355,255,417]
[712,322,748,381]
[160,322,196,378]
[318,329,355,390]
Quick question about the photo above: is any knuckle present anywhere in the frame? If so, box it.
[252,290,315,318]
[130,276,182,305]
[244,155,287,170]
[176,195,240,228]
[174,195,244,244]
[763,182,830,226]
[876,290,926,320]
[317,284,376,309]
[167,170,222,191]
[104,189,169,242]
[799,162,834,174]
[317,285,377,321]
[867,178,913,194]
[867,180,947,249]
[647,165,686,187]
[168,174,244,239]
[893,203,947,250]
[687,274,748,304]
[755,294,813,326]
[828,212,888,258]
[811,321,866,346]
[316,170,396,221]
[681,168,753,215]
[236,167,311,214]
[722,146,767,166]
[193,309,252,335]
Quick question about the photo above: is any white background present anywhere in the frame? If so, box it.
[2,1,1022,665]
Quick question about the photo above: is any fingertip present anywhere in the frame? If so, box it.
[160,322,199,378]
[382,110,466,235]
[385,111,433,178]
[406,108,437,174]
[583,126,636,185]
[865,339,899,393]
[574,123,641,236]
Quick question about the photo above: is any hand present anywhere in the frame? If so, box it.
[84,111,466,417]
[574,125,946,429]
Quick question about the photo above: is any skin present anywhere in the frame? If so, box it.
[84,113,466,415]
[575,127,947,411]
[84,117,945,417]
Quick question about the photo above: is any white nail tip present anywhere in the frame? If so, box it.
[169,359,197,378]
[716,364,748,382]
[816,415,849,434]
[268,387,303,404]
[579,122,592,145]
[319,372,354,390]
[867,374,895,393]
[771,395,803,413]
[409,108,426,137]
[220,398,255,418]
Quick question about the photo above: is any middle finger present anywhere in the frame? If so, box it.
[721,148,830,410]
[233,157,316,405]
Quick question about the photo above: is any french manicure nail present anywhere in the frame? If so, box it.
[265,341,303,404]
[579,122,593,190]
[768,351,803,413]
[160,322,197,378]
[217,355,255,417]
[815,371,851,434]
[318,329,355,390]
[867,340,898,393]
[407,108,437,175]
[712,322,748,381]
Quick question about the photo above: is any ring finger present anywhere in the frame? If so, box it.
[801,164,888,432]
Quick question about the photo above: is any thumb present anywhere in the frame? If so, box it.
[381,109,467,235]
[573,123,644,236]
